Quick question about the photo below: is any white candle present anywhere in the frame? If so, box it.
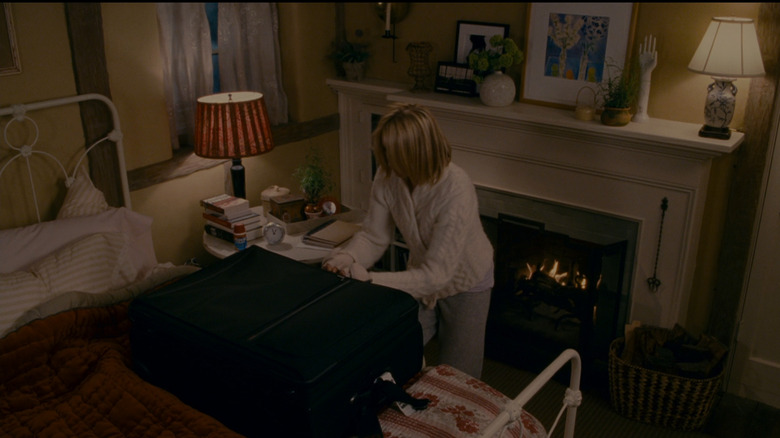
[385,3,391,33]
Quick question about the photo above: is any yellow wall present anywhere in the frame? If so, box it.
[0,3,764,333]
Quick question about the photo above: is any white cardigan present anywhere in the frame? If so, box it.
[333,164,494,308]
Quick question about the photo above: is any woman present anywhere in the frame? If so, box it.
[322,103,494,378]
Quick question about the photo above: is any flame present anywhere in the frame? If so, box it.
[521,259,590,290]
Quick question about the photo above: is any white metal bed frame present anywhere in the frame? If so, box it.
[0,93,131,223]
[477,348,581,438]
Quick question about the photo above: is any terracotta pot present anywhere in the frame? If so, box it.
[304,203,322,219]
[600,107,632,126]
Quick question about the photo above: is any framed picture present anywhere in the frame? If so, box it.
[434,62,477,97]
[0,3,21,76]
[521,3,636,108]
[454,21,509,65]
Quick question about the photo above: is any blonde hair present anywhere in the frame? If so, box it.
[372,103,451,186]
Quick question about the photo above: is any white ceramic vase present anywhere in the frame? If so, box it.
[479,71,516,107]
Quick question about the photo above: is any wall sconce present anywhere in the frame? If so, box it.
[375,2,409,62]
[688,17,765,140]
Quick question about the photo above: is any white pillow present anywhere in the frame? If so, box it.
[0,232,144,337]
[0,207,158,275]
[57,166,110,219]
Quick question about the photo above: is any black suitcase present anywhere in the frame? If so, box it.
[129,246,423,438]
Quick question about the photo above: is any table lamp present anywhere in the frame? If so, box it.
[687,17,765,140]
[195,91,274,199]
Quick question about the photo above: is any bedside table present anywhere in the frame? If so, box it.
[203,232,333,264]
[202,206,341,264]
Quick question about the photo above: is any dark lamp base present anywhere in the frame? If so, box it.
[699,125,731,140]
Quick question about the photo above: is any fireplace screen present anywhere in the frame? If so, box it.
[485,213,627,378]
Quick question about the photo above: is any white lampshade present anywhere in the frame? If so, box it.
[688,17,765,78]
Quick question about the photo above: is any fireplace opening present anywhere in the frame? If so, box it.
[484,213,628,384]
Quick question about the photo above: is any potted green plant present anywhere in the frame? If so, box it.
[467,35,524,84]
[329,40,370,81]
[293,148,334,218]
[467,35,524,106]
[598,58,640,126]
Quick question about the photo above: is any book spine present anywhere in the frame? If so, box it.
[203,212,234,229]
[205,223,261,241]
[205,224,234,242]
[203,211,262,228]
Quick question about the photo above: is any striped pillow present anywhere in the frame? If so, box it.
[0,232,142,337]
[56,166,109,219]
[0,271,48,338]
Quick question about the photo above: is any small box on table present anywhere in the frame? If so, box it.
[269,194,305,223]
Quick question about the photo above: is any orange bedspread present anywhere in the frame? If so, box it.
[0,302,243,438]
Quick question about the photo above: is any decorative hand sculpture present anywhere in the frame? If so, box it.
[633,35,657,123]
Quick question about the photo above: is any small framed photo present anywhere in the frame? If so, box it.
[521,3,636,108]
[454,21,509,65]
[434,62,477,97]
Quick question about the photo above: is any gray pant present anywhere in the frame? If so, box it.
[419,288,492,378]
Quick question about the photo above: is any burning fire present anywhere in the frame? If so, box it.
[519,259,598,290]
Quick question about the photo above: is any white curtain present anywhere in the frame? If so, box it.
[218,3,288,125]
[156,3,213,149]
[156,3,288,149]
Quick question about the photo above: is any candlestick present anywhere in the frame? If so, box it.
[385,3,391,34]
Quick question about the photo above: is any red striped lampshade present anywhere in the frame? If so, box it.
[194,91,274,158]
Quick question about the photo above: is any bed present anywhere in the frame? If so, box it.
[0,94,581,438]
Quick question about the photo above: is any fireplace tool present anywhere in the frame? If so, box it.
[647,197,668,291]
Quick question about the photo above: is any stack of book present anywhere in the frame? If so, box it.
[201,194,263,243]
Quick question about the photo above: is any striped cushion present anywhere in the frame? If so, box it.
[56,167,109,219]
[0,271,48,339]
[379,364,547,438]
[0,232,141,337]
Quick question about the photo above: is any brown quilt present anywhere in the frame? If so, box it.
[0,302,243,437]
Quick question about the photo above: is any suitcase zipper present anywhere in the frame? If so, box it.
[247,278,352,342]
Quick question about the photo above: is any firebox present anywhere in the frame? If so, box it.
[483,212,629,385]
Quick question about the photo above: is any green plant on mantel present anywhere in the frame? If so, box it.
[467,35,524,84]
[599,57,640,109]
[329,39,370,64]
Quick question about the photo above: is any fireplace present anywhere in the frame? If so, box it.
[327,79,744,373]
[478,187,635,382]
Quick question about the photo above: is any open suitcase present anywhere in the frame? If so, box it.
[129,246,423,438]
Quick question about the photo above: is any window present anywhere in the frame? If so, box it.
[205,3,220,94]
[156,3,288,150]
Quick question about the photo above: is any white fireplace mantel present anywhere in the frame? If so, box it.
[327,78,744,328]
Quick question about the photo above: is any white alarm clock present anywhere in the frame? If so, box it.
[263,221,286,245]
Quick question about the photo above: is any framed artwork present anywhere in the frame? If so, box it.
[454,21,509,65]
[521,3,636,108]
[0,3,20,76]
[434,62,477,97]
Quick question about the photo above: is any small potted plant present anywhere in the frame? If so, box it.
[329,39,370,81]
[598,58,640,126]
[467,35,524,106]
[293,148,334,218]
[467,35,524,84]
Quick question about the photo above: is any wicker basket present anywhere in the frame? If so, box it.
[608,337,724,431]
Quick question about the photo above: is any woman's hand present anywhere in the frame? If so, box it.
[349,263,371,282]
[322,252,354,276]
